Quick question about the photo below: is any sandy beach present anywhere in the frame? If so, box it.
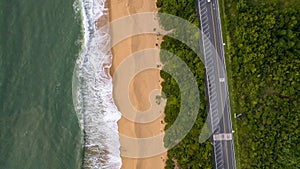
[108,0,167,168]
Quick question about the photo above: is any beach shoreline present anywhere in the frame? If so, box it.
[108,0,167,168]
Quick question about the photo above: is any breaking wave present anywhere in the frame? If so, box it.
[72,0,122,168]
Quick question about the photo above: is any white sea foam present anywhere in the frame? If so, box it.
[72,0,122,168]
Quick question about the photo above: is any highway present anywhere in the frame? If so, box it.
[196,0,236,168]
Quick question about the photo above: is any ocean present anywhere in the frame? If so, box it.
[0,0,121,168]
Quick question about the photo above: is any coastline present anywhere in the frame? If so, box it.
[77,0,122,168]
[108,0,167,168]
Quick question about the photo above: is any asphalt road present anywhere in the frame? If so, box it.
[196,0,236,168]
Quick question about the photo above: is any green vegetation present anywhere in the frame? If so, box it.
[157,0,213,168]
[223,0,300,168]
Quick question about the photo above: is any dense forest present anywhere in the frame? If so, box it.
[223,0,300,168]
[157,0,213,168]
[158,0,300,168]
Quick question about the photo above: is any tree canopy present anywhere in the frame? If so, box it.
[224,0,300,168]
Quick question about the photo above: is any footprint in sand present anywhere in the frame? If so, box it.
[128,0,144,9]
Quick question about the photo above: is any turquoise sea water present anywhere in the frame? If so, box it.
[0,0,83,168]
